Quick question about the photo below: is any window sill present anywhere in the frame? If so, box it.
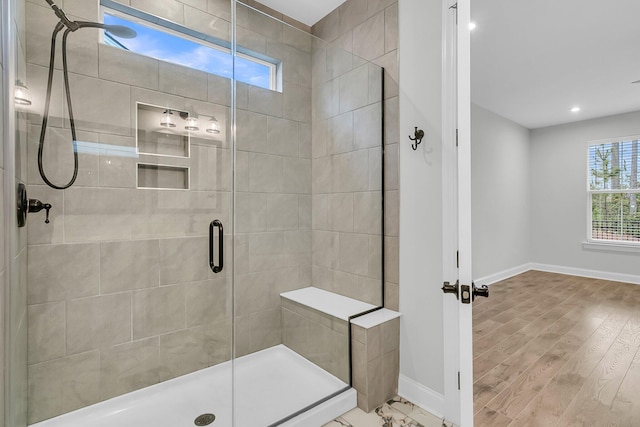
[582,241,640,254]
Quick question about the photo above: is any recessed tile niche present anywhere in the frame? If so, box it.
[136,103,190,189]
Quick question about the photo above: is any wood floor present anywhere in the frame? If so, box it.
[473,270,640,427]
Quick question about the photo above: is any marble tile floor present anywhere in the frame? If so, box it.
[325,396,452,427]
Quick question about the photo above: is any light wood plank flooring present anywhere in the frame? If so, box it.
[473,271,640,427]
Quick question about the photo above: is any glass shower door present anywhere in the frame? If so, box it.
[22,0,234,424]
[232,2,385,425]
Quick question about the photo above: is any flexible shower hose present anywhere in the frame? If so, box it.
[37,21,79,190]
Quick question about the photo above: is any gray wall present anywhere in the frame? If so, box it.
[398,0,444,398]
[471,104,531,279]
[530,110,640,276]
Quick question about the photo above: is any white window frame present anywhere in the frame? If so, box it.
[586,135,640,248]
[100,2,280,91]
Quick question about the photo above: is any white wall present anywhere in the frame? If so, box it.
[398,0,445,405]
[471,104,531,281]
[530,110,640,278]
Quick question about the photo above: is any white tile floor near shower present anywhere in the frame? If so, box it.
[327,396,450,427]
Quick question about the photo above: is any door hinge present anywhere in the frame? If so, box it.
[456,250,459,268]
[456,129,459,147]
[458,371,461,390]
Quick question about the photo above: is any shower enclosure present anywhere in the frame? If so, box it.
[2,0,386,425]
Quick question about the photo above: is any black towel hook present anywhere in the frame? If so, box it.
[409,127,424,150]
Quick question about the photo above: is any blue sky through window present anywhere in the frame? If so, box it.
[104,13,272,89]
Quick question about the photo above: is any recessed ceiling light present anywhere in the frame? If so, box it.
[469,22,477,31]
[571,107,581,113]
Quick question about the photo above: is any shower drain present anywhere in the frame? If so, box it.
[194,413,216,426]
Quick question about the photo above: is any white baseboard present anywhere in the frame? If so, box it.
[474,263,533,286]
[397,374,444,419]
[529,263,640,285]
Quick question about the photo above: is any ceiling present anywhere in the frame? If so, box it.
[471,0,640,129]
[259,0,640,129]
[256,0,347,26]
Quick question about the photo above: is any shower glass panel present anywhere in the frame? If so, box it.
[14,0,384,425]
[233,3,384,425]
[23,0,233,424]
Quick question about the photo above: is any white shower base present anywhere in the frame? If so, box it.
[30,345,355,427]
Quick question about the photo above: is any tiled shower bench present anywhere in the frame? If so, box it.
[281,287,401,412]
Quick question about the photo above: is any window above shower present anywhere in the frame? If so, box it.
[100,0,280,91]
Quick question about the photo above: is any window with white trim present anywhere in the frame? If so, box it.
[588,138,640,243]
[101,1,279,91]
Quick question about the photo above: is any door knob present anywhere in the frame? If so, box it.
[472,283,489,300]
[442,280,459,299]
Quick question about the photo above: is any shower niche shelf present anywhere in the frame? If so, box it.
[137,163,189,190]
[136,102,190,158]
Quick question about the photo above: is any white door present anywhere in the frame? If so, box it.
[442,1,481,426]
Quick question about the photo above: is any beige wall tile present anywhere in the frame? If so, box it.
[236,193,267,232]
[159,328,208,381]
[339,64,369,114]
[28,352,100,424]
[184,5,230,41]
[352,12,385,61]
[338,233,369,275]
[186,278,230,327]
[249,308,281,353]
[312,156,333,193]
[237,109,268,153]
[68,73,131,135]
[329,193,354,232]
[159,237,209,285]
[207,0,231,21]
[312,9,339,42]
[131,0,185,24]
[159,61,209,101]
[354,191,382,235]
[266,194,299,231]
[100,240,159,294]
[132,285,185,339]
[385,4,398,53]
[98,44,159,90]
[249,153,284,192]
[248,85,283,117]
[283,83,311,122]
[64,188,134,242]
[330,111,353,154]
[267,117,300,157]
[99,338,160,400]
[353,103,382,150]
[385,236,399,284]
[283,158,311,194]
[299,194,312,230]
[208,73,231,106]
[338,0,368,36]
[66,293,132,354]
[27,302,65,364]
[28,243,99,304]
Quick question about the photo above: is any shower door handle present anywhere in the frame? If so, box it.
[209,220,224,273]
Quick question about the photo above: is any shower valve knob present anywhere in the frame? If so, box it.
[28,199,52,224]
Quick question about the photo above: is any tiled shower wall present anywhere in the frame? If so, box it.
[24,0,236,423]
[311,0,399,308]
